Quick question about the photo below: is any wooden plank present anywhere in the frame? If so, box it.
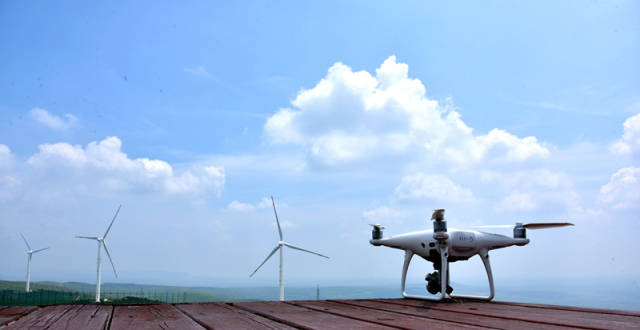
[233,301,394,330]
[110,304,204,329]
[379,298,640,330]
[176,302,296,330]
[44,305,111,330]
[0,305,39,326]
[493,300,640,317]
[335,299,574,330]
[290,300,486,330]
[3,305,75,329]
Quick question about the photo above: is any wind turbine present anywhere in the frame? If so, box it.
[20,233,49,293]
[75,205,121,303]
[250,196,329,301]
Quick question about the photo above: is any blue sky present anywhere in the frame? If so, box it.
[1,1,639,290]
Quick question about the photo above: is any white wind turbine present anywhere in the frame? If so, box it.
[20,233,49,293]
[250,196,329,301]
[75,205,121,303]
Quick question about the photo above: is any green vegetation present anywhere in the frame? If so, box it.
[0,280,225,306]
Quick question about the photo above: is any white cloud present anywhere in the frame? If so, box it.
[27,136,225,196]
[480,169,566,190]
[599,167,640,210]
[29,108,77,130]
[362,206,405,224]
[0,145,20,201]
[481,169,581,213]
[226,197,272,212]
[394,173,475,203]
[256,197,272,209]
[265,56,550,166]
[611,112,640,155]
[496,192,536,212]
[0,144,13,171]
[226,200,256,212]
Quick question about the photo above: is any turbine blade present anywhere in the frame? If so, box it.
[75,236,99,240]
[524,222,574,229]
[32,247,49,254]
[102,241,118,278]
[250,245,280,277]
[271,196,283,240]
[103,205,122,238]
[20,233,32,250]
[283,242,329,259]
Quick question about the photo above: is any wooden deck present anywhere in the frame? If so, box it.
[1,298,639,329]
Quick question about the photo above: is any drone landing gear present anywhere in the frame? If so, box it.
[401,248,495,301]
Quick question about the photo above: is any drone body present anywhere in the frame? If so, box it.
[369,210,572,301]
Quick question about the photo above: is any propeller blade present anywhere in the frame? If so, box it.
[250,245,280,277]
[283,242,329,259]
[102,241,118,278]
[474,222,574,230]
[20,233,32,250]
[104,205,121,238]
[524,222,574,229]
[75,236,99,240]
[369,224,385,230]
[473,225,514,229]
[271,196,283,240]
[32,247,49,254]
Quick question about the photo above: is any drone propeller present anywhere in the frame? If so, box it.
[474,222,574,229]
[475,222,573,239]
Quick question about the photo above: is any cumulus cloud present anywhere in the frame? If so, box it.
[29,108,77,130]
[599,167,640,210]
[496,192,536,212]
[362,206,406,224]
[27,136,225,196]
[481,169,580,213]
[226,200,256,212]
[394,173,475,203]
[611,112,640,155]
[0,144,14,171]
[480,169,566,191]
[265,56,550,166]
[0,145,20,201]
[225,197,272,212]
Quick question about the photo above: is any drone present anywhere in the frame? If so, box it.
[369,209,573,301]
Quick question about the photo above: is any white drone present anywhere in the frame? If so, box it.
[369,209,573,301]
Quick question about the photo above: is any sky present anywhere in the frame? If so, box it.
[1,1,639,291]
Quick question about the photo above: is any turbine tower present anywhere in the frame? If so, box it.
[76,205,121,303]
[250,196,329,301]
[20,233,49,293]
